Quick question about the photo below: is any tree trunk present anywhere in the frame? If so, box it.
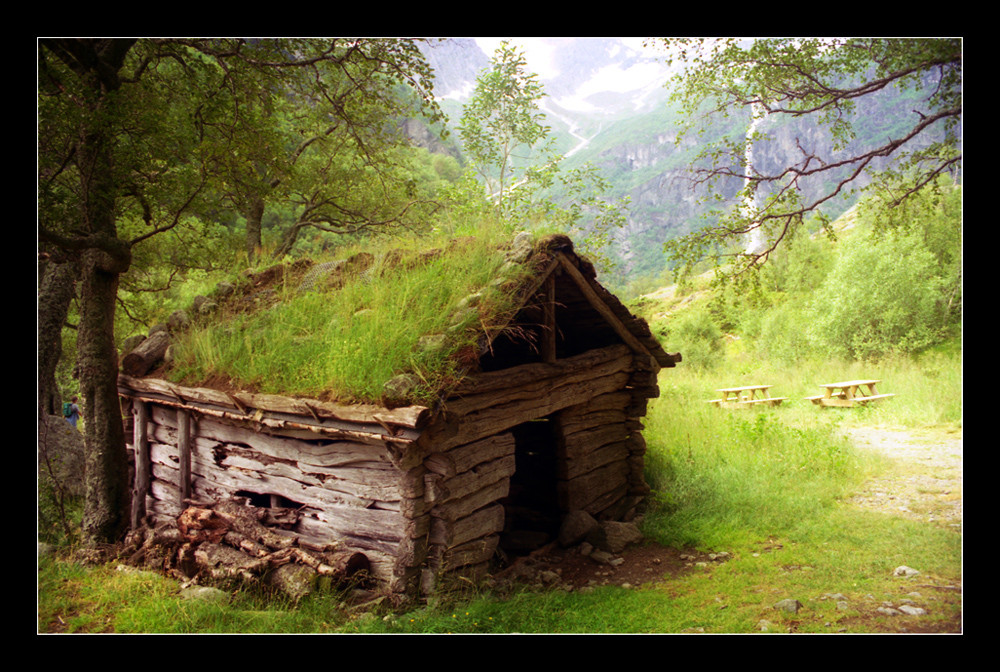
[273,221,304,260]
[78,251,131,545]
[37,259,78,416]
[245,197,265,263]
[75,107,133,545]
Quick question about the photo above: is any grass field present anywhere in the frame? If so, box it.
[38,347,961,634]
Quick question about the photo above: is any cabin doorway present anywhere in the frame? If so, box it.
[499,416,564,559]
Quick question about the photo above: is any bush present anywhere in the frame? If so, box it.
[756,300,813,364]
[660,306,724,370]
[808,228,942,360]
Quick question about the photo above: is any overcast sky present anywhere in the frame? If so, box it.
[472,38,667,98]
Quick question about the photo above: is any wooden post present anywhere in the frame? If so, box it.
[130,400,150,529]
[178,409,192,505]
[542,274,557,363]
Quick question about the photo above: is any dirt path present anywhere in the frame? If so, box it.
[839,425,963,530]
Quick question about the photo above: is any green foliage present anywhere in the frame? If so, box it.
[657,37,962,279]
[458,40,553,219]
[646,177,962,367]
[658,306,724,370]
[454,41,628,273]
[809,227,944,361]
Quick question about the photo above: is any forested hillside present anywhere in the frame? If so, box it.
[419,38,961,289]
[631,177,962,369]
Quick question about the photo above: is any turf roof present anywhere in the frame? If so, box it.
[164,233,547,405]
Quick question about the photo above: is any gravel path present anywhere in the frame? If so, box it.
[840,426,963,530]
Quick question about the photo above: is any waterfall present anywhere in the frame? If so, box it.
[743,103,767,255]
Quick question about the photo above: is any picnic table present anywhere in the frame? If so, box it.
[805,379,895,407]
[707,384,787,409]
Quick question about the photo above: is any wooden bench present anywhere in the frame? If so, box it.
[737,397,787,407]
[808,380,895,408]
[852,393,896,404]
[709,385,785,408]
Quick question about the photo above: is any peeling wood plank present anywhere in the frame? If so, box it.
[118,374,431,429]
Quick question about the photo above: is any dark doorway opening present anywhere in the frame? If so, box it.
[499,417,563,558]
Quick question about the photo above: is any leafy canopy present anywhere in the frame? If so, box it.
[655,37,962,278]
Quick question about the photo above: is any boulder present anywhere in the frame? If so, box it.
[586,520,644,554]
[558,510,599,547]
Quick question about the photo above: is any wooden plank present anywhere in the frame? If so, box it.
[819,379,881,388]
[130,400,150,529]
[118,374,431,429]
[716,385,774,393]
[855,394,896,403]
[156,410,396,468]
[178,409,191,505]
[736,397,787,407]
[125,386,422,448]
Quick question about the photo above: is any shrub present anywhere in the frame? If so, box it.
[808,228,942,360]
[661,306,724,370]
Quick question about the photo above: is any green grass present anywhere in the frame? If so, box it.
[166,229,531,404]
[38,344,961,633]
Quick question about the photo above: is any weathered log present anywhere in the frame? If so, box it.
[178,409,191,505]
[424,433,516,478]
[429,504,505,548]
[119,373,430,429]
[147,417,406,506]
[435,534,499,572]
[558,441,629,480]
[560,425,631,458]
[441,370,631,450]
[130,401,150,529]
[425,454,515,505]
[121,331,170,377]
[451,343,630,399]
[429,478,510,523]
[558,460,629,512]
[559,409,628,436]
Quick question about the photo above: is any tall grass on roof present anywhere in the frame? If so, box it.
[168,234,528,404]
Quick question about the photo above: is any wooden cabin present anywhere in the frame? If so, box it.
[118,235,680,598]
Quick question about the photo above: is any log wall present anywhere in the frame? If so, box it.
[415,343,658,594]
[129,404,424,591]
[122,341,662,598]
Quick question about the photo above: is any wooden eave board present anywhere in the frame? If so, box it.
[118,374,430,440]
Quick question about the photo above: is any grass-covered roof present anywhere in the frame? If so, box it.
[164,231,554,406]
